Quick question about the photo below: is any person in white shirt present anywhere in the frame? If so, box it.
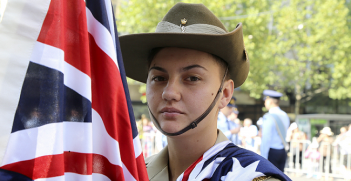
[240,118,258,150]
[260,90,290,172]
[217,97,241,144]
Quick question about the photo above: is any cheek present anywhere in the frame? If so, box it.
[185,87,215,109]
[146,84,162,105]
[146,85,154,101]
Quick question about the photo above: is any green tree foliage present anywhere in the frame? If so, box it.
[253,0,351,114]
[228,1,274,99]
[117,0,178,34]
[117,0,351,113]
[329,0,351,100]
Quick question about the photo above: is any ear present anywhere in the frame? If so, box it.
[265,98,271,108]
[218,79,234,109]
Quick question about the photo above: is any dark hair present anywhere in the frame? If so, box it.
[147,47,164,68]
[211,54,230,80]
[147,47,230,80]
[269,98,280,105]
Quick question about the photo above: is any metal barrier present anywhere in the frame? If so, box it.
[140,134,351,180]
[285,140,351,180]
[140,130,166,158]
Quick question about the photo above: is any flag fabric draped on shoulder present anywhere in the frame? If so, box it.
[0,0,148,180]
[176,141,291,181]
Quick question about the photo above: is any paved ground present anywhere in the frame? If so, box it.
[286,174,344,181]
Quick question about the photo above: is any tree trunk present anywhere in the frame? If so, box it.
[295,84,301,116]
[295,96,301,116]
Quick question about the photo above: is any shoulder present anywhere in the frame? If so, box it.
[144,146,169,168]
[250,125,258,129]
[262,114,274,124]
[262,113,270,120]
[144,147,169,180]
[145,154,157,166]
[211,144,291,181]
[229,121,237,127]
[218,114,226,122]
[276,108,289,119]
[145,146,168,168]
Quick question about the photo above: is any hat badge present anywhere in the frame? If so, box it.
[180,18,187,33]
[181,18,187,25]
[230,99,235,104]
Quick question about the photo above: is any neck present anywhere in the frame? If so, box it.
[219,111,228,117]
[268,105,279,110]
[167,125,217,181]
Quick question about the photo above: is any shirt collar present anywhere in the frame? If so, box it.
[269,106,280,113]
[218,112,228,122]
[145,130,229,180]
[145,145,169,180]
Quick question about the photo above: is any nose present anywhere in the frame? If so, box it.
[162,79,181,102]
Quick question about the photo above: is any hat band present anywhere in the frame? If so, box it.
[155,21,227,34]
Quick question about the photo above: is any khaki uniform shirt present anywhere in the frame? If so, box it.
[145,130,281,181]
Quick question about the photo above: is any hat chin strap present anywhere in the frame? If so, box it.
[147,68,228,137]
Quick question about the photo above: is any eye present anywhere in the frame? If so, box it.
[152,76,167,82]
[186,76,200,82]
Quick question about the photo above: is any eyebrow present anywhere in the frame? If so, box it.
[148,64,208,73]
[182,64,208,72]
[149,66,167,73]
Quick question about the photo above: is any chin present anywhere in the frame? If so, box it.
[159,122,184,134]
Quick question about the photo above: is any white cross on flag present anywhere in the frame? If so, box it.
[0,0,148,180]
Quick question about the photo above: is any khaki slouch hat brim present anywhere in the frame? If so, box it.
[119,3,249,88]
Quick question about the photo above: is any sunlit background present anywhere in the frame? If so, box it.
[1,0,351,180]
[115,0,351,131]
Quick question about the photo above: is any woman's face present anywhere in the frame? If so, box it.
[340,127,346,134]
[146,47,223,135]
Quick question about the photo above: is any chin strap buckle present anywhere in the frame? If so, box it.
[190,122,197,129]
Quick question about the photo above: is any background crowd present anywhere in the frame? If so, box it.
[137,113,351,180]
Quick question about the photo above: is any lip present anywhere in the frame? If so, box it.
[160,107,184,114]
[159,107,184,120]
